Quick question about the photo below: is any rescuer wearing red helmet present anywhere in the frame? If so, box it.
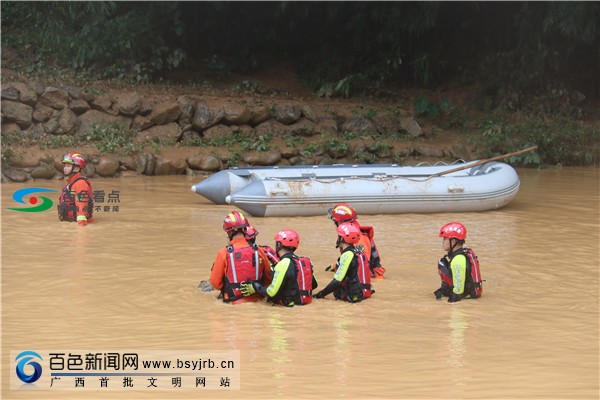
[313,222,372,302]
[328,203,386,279]
[208,211,272,304]
[57,152,94,226]
[240,229,318,306]
[435,222,483,303]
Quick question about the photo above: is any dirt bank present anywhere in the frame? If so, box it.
[2,64,489,183]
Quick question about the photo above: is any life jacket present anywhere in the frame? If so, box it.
[291,254,314,305]
[437,256,453,286]
[268,254,314,307]
[57,176,94,222]
[359,225,385,274]
[335,247,372,302]
[261,245,280,270]
[437,248,483,298]
[464,248,483,297]
[222,243,261,303]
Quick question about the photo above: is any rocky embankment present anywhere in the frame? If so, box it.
[1,81,473,183]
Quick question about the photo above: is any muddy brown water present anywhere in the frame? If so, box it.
[2,167,598,399]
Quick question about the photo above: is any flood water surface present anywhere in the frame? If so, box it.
[2,167,599,399]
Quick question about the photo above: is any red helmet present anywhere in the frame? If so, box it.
[245,225,259,240]
[62,152,86,168]
[274,229,300,249]
[223,211,249,232]
[328,203,358,223]
[337,222,361,244]
[439,222,467,241]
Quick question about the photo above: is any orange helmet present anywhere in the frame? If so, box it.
[245,225,259,241]
[223,211,249,233]
[439,222,467,241]
[336,222,361,244]
[274,229,300,249]
[328,203,358,223]
[62,152,86,168]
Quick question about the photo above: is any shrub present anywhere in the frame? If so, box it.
[470,117,597,166]
[301,142,321,157]
[324,138,349,157]
[84,122,139,154]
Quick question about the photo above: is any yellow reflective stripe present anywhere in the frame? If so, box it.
[227,211,246,221]
[451,254,467,294]
[76,215,87,222]
[334,251,353,282]
[267,258,291,298]
[335,205,353,215]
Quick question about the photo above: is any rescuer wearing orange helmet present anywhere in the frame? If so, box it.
[57,152,94,226]
[327,203,386,278]
[208,211,272,304]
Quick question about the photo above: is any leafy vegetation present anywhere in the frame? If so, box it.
[180,135,203,147]
[180,131,273,153]
[227,150,242,167]
[0,122,143,156]
[354,148,378,164]
[1,2,597,167]
[231,80,262,95]
[2,2,597,98]
[41,135,77,149]
[1,147,14,164]
[372,142,393,158]
[324,138,349,158]
[415,96,453,119]
[282,133,305,147]
[469,117,598,166]
[1,2,186,82]
[301,142,321,158]
[83,122,142,155]
[340,130,366,140]
[243,134,272,152]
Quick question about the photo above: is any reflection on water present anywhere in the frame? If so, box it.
[269,311,290,364]
[447,308,468,369]
[2,168,599,399]
[332,315,352,389]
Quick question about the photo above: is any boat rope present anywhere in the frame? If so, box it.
[415,159,466,167]
[266,172,483,184]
